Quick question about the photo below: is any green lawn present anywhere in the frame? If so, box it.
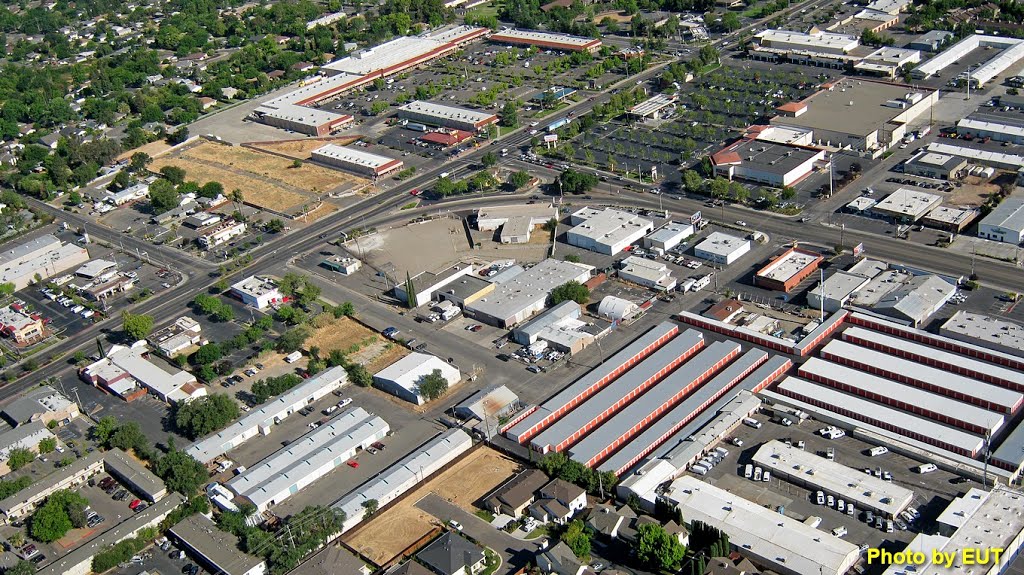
[525,525,549,540]
[480,549,502,575]
[475,509,495,522]
[497,125,517,137]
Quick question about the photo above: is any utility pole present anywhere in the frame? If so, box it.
[819,268,824,321]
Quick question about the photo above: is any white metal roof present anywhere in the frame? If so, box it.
[752,440,914,516]
[958,116,1024,138]
[979,195,1024,234]
[872,188,943,219]
[490,28,599,48]
[311,144,398,169]
[665,475,861,575]
[773,376,986,454]
[566,208,653,248]
[397,100,497,124]
[799,357,1004,434]
[754,28,859,52]
[757,249,821,283]
[694,232,749,257]
[808,271,870,302]
[373,352,461,395]
[927,142,1024,168]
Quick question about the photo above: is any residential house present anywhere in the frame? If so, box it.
[585,503,635,539]
[416,532,485,575]
[536,541,589,575]
[485,469,548,517]
[538,479,587,516]
[618,515,689,547]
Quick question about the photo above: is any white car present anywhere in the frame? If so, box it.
[731,437,744,447]
[338,398,353,408]
[735,220,748,227]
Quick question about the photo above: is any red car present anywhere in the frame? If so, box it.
[347,460,359,468]
[129,499,142,511]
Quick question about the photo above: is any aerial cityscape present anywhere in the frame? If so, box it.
[0,0,1022,574]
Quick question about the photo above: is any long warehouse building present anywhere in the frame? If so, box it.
[530,330,706,453]
[604,355,793,476]
[567,341,744,468]
[186,366,349,464]
[226,407,389,512]
[769,376,986,457]
[820,339,1023,414]
[752,440,914,517]
[595,352,788,476]
[848,312,1024,372]
[396,101,498,131]
[797,358,1004,436]
[505,322,679,443]
[333,428,472,533]
[841,325,1024,391]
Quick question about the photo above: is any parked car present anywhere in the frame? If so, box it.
[347,460,359,468]
[129,499,142,511]
[372,442,386,451]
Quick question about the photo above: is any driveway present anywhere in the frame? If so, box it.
[416,493,537,575]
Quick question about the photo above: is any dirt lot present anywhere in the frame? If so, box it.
[307,316,409,372]
[149,140,366,216]
[345,447,522,565]
[249,135,362,160]
[117,139,174,162]
[949,177,997,206]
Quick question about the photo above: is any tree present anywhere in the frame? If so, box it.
[334,302,355,318]
[167,127,190,145]
[199,181,224,199]
[108,422,147,454]
[38,438,56,454]
[129,152,152,173]
[404,272,418,308]
[780,186,797,200]
[92,416,118,444]
[346,364,372,387]
[561,519,591,560]
[417,369,449,401]
[481,151,498,167]
[112,170,131,191]
[266,219,285,233]
[29,490,87,542]
[362,499,379,519]
[683,169,704,193]
[122,312,155,341]
[729,181,749,203]
[550,281,590,305]
[7,448,33,471]
[153,448,207,495]
[277,328,309,354]
[0,283,15,297]
[369,101,389,116]
[174,394,240,440]
[558,169,598,195]
[508,171,532,190]
[159,166,186,185]
[564,254,581,263]
[193,343,223,365]
[500,100,519,127]
[636,523,686,571]
[148,179,179,214]
[721,12,740,32]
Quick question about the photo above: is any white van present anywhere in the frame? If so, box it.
[804,516,822,528]
[744,464,753,478]
[742,417,762,429]
[869,446,889,457]
[832,526,848,538]
[916,463,938,474]
[691,464,709,476]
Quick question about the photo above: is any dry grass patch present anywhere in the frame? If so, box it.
[250,135,362,159]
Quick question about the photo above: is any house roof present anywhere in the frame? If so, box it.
[489,468,548,510]
[417,532,484,575]
[541,478,586,505]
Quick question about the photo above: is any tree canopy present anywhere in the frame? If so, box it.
[636,523,686,571]
[558,169,598,195]
[418,369,449,401]
[122,312,155,341]
[173,393,240,440]
[550,281,590,305]
[29,490,88,543]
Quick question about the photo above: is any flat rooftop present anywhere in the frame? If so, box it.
[694,232,749,257]
[756,248,822,283]
[872,188,942,218]
[647,222,693,243]
[809,271,870,301]
[923,205,976,226]
[467,259,592,322]
[979,195,1024,233]
[941,310,1024,354]
[311,144,398,168]
[168,514,264,575]
[711,138,821,174]
[490,28,600,49]
[772,78,933,138]
[665,475,860,575]
[476,204,556,224]
[773,376,986,455]
[755,28,859,52]
[567,208,653,246]
[628,93,678,116]
[752,440,914,516]
[397,100,497,124]
[231,276,279,297]
[906,150,965,171]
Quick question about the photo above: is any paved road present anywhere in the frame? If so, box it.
[416,492,538,575]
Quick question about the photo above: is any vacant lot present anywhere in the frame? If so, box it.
[149,140,365,217]
[117,139,174,162]
[307,316,409,372]
[949,177,997,206]
[345,447,521,565]
[249,135,362,159]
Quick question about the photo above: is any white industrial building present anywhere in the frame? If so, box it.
[853,47,921,78]
[147,316,202,358]
[618,256,676,291]
[977,196,1024,244]
[333,429,472,533]
[753,28,859,55]
[511,301,594,355]
[311,144,404,178]
[869,274,956,327]
[75,259,117,279]
[957,113,1024,145]
[940,310,1024,357]
[807,271,871,312]
[230,276,284,309]
[0,422,56,470]
[81,343,204,404]
[105,183,150,206]
[0,234,90,290]
[871,188,943,222]
[465,259,593,327]
[643,222,693,251]
[693,232,750,265]
[396,101,498,131]
[197,220,246,249]
[711,138,826,186]
[883,486,1024,575]
[752,440,914,516]
[488,28,602,53]
[664,476,861,575]
[227,407,389,512]
[373,353,461,405]
[185,366,349,463]
[911,34,1024,87]
[566,208,653,255]
[597,296,638,322]
[394,264,477,308]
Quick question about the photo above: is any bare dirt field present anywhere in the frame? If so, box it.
[249,135,362,159]
[950,178,997,206]
[307,316,409,371]
[117,139,173,162]
[149,140,366,217]
[345,447,522,565]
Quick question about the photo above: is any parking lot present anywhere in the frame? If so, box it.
[695,412,979,556]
